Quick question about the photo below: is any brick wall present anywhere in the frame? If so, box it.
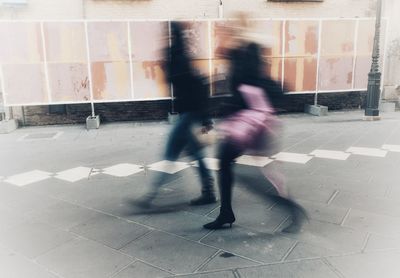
[17,91,366,126]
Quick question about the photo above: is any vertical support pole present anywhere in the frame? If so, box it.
[314,19,323,106]
[84,21,96,118]
[364,0,382,118]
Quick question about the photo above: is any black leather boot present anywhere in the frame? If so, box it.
[203,212,235,229]
[189,193,217,206]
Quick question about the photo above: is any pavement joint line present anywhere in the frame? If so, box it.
[327,189,340,205]
[109,260,138,278]
[361,233,371,253]
[321,257,346,278]
[205,205,221,217]
[280,240,299,262]
[339,207,352,226]
[233,269,242,278]
[273,215,291,233]
[197,229,216,242]
[117,229,155,250]
[193,249,220,273]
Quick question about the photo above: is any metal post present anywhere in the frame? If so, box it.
[364,0,382,119]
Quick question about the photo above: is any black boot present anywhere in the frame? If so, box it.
[190,177,217,206]
[189,193,217,206]
[204,212,235,230]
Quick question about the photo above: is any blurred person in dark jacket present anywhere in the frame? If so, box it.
[138,22,216,208]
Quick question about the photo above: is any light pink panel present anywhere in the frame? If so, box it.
[132,62,169,99]
[130,21,168,62]
[354,19,386,89]
[87,22,129,62]
[2,64,48,105]
[251,20,283,57]
[0,22,43,64]
[44,22,87,63]
[318,57,353,91]
[130,21,170,99]
[320,20,355,55]
[285,20,319,57]
[91,62,131,101]
[48,63,90,102]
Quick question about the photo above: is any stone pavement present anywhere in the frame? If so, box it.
[1,110,400,278]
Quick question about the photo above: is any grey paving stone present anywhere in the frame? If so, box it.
[70,213,150,249]
[295,199,348,225]
[29,201,101,230]
[120,231,217,274]
[37,238,133,278]
[201,226,296,263]
[342,208,400,238]
[285,242,342,261]
[0,184,59,214]
[0,245,58,278]
[140,211,212,241]
[168,270,235,278]
[331,191,400,218]
[0,204,28,231]
[0,221,76,259]
[364,233,400,252]
[283,220,367,253]
[199,251,259,272]
[286,182,337,204]
[112,261,171,278]
[327,251,400,278]
[237,259,339,278]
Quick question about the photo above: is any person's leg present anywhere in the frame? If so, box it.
[204,142,241,229]
[185,117,216,205]
[138,114,190,207]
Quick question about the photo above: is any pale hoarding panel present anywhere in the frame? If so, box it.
[44,22,87,63]
[91,62,131,101]
[132,61,170,99]
[48,63,90,102]
[2,64,48,105]
[285,20,319,57]
[130,21,170,99]
[252,20,283,57]
[130,21,168,62]
[87,22,129,62]
[284,57,317,92]
[0,22,43,64]
[353,19,386,89]
[320,20,355,56]
[318,56,353,91]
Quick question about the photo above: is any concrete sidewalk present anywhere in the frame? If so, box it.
[1,110,400,278]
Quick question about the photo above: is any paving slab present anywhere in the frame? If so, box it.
[0,245,58,278]
[327,251,400,278]
[70,213,150,249]
[28,201,101,230]
[0,220,76,259]
[282,220,368,253]
[112,261,171,278]
[199,250,259,272]
[120,231,218,274]
[237,259,340,278]
[201,226,296,263]
[342,208,400,238]
[37,238,133,278]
